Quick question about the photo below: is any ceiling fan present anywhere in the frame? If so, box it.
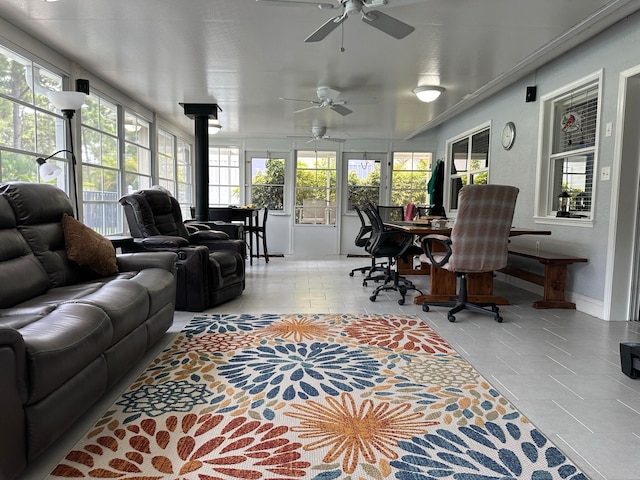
[281,86,353,116]
[288,124,348,143]
[256,0,415,42]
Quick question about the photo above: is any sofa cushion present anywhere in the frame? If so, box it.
[62,214,119,276]
[76,279,150,345]
[18,302,112,404]
[0,197,50,308]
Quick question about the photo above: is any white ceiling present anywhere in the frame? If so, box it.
[1,0,638,142]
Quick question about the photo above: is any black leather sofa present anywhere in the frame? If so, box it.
[0,182,177,480]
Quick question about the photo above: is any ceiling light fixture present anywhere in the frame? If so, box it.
[208,119,222,135]
[413,85,445,103]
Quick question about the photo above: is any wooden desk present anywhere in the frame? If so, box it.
[384,222,551,305]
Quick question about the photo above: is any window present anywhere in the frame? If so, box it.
[81,92,120,234]
[209,147,240,206]
[390,152,432,206]
[249,154,285,210]
[549,83,598,218]
[536,74,600,221]
[295,150,336,225]
[123,110,151,194]
[157,128,176,193]
[347,154,381,211]
[0,43,68,189]
[176,138,192,219]
[448,127,490,209]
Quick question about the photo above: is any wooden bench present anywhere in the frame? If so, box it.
[498,245,588,309]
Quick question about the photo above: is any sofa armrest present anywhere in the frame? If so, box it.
[190,230,230,241]
[185,220,244,240]
[116,251,178,274]
[0,326,28,479]
[133,236,190,249]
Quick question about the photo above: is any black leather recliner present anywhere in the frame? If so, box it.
[119,189,245,310]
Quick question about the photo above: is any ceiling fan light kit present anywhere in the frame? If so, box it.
[282,86,354,116]
[413,85,445,103]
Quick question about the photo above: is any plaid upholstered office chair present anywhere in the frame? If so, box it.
[420,184,519,322]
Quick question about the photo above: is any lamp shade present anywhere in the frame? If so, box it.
[413,86,445,103]
[47,91,86,111]
[36,158,62,181]
[208,119,222,135]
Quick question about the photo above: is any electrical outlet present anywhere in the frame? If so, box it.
[601,166,611,181]
[605,122,613,137]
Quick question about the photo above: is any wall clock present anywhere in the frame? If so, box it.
[501,121,516,150]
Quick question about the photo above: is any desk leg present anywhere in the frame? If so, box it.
[413,268,509,305]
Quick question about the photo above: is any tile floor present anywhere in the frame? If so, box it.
[19,255,640,480]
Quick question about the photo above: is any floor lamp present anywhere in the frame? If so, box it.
[47,91,86,217]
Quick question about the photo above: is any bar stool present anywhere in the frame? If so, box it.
[246,207,269,263]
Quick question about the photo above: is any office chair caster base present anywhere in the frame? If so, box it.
[349,272,354,277]
[447,313,456,322]
[369,295,377,302]
[398,298,405,305]
[422,304,430,312]
[495,315,503,323]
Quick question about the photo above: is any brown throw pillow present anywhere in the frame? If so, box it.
[62,214,119,276]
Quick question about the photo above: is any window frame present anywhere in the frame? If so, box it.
[0,42,69,190]
[80,90,121,235]
[388,151,433,209]
[123,109,152,195]
[294,149,337,226]
[208,146,241,207]
[535,70,602,225]
[445,122,491,211]
[247,152,287,212]
[344,152,385,213]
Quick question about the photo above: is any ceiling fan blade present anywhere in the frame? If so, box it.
[280,97,318,103]
[362,10,415,39]
[294,105,320,113]
[330,104,353,116]
[256,0,337,8]
[324,136,347,143]
[305,15,347,42]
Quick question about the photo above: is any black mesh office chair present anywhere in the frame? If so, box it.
[363,203,423,305]
[349,205,386,277]
[377,205,404,222]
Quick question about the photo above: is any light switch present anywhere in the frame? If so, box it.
[605,122,613,137]
[601,166,611,181]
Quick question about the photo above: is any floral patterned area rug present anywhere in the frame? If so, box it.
[48,313,588,479]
